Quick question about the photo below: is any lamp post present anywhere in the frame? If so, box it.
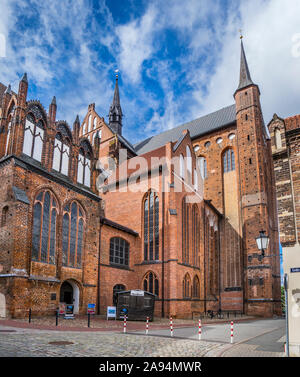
[255,230,269,257]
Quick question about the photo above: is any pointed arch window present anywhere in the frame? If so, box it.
[186,146,192,172]
[192,275,200,298]
[88,114,92,133]
[62,201,84,268]
[275,128,282,149]
[182,197,190,264]
[32,191,57,264]
[197,156,207,179]
[183,273,191,298]
[179,154,185,178]
[23,115,44,162]
[143,272,159,296]
[5,120,12,155]
[53,133,70,176]
[143,190,159,261]
[77,148,91,187]
[110,237,129,266]
[192,204,200,267]
[223,149,235,173]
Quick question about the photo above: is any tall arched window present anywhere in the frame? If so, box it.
[182,197,190,264]
[192,204,200,267]
[183,273,191,298]
[32,191,57,264]
[179,154,185,178]
[275,128,282,149]
[143,272,159,296]
[186,146,192,173]
[192,275,200,298]
[23,115,44,162]
[197,156,207,179]
[110,237,129,266]
[93,117,97,129]
[143,190,159,261]
[62,201,84,268]
[88,114,92,133]
[77,141,92,187]
[53,133,70,175]
[5,121,12,156]
[223,149,235,173]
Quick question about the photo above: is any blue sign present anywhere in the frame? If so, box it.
[291,268,300,273]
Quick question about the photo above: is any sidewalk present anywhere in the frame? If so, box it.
[0,314,259,332]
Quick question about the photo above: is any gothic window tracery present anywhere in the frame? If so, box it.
[143,190,159,261]
[183,273,191,298]
[62,201,84,268]
[192,275,200,298]
[77,141,93,187]
[143,271,159,296]
[53,133,70,175]
[23,114,45,162]
[182,197,190,264]
[32,190,57,264]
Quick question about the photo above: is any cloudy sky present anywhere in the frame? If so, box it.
[0,0,300,144]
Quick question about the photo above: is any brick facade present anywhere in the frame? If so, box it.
[0,41,281,319]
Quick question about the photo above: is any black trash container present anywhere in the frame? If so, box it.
[116,290,155,321]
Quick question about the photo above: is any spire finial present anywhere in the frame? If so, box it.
[239,29,243,40]
[115,69,119,79]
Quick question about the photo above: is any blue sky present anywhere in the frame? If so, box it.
[1,0,300,144]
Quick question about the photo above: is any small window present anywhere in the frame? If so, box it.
[1,206,8,227]
[193,145,200,153]
[228,133,236,140]
[216,137,223,144]
[197,157,207,179]
[143,272,159,296]
[110,238,129,266]
[204,141,211,149]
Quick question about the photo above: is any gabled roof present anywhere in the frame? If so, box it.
[134,104,236,155]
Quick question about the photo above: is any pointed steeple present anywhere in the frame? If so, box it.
[21,72,28,83]
[236,40,255,92]
[4,84,11,95]
[109,71,123,135]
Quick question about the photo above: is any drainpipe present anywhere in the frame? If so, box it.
[97,219,102,315]
[161,190,165,318]
[203,205,207,314]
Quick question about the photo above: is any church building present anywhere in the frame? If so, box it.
[0,41,281,319]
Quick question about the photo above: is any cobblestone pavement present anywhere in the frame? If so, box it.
[0,328,225,357]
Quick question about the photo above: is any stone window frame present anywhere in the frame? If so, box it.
[192,275,200,298]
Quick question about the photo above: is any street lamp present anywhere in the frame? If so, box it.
[255,230,269,257]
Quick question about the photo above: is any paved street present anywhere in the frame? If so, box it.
[0,318,285,357]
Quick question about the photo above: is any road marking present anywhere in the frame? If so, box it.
[216,326,285,357]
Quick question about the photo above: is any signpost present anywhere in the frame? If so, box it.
[107,306,116,320]
[284,273,289,357]
[87,303,96,314]
[64,304,74,319]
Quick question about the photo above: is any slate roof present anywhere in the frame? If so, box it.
[236,40,254,92]
[134,104,236,155]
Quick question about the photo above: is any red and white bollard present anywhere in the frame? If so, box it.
[123,315,127,333]
[170,316,173,337]
[198,319,202,340]
[230,321,234,343]
[146,317,149,335]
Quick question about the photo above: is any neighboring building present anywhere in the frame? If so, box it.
[268,113,300,356]
[0,41,281,319]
